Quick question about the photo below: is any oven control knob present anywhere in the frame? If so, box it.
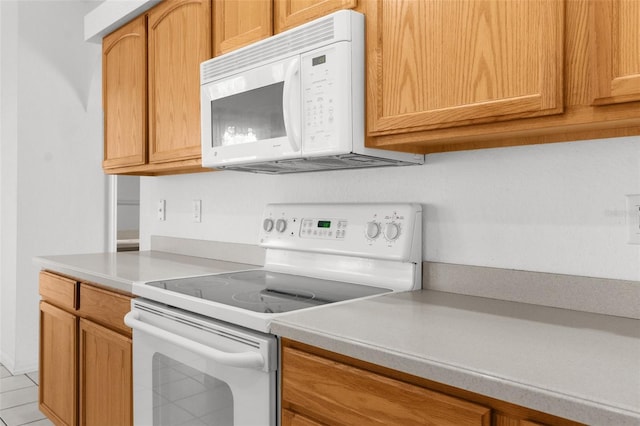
[384,222,401,241]
[276,219,287,233]
[365,221,381,239]
[263,218,274,233]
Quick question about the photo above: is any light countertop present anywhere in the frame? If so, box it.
[271,290,640,426]
[34,251,260,294]
[34,251,640,425]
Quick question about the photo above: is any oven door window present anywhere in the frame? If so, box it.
[153,353,233,425]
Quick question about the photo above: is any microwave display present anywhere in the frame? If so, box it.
[312,55,326,66]
[210,82,286,147]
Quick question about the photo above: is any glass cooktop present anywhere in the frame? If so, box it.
[145,270,390,314]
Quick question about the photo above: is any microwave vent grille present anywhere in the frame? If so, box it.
[202,16,337,82]
[221,154,417,174]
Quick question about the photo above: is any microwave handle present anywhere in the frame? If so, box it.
[282,59,301,152]
[124,311,266,371]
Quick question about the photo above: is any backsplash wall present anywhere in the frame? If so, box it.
[140,136,640,282]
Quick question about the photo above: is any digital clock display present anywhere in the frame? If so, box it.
[317,220,331,228]
[312,55,326,66]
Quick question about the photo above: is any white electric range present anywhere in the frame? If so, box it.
[125,203,422,425]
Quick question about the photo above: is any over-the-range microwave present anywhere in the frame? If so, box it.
[200,10,424,174]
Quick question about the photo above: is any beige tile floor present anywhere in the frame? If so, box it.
[0,364,53,426]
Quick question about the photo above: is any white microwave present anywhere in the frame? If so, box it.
[200,10,424,174]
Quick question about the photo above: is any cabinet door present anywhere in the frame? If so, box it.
[274,0,357,33]
[591,0,640,105]
[39,301,77,426]
[214,0,272,55]
[147,0,211,164]
[102,15,147,170]
[367,0,564,136]
[79,319,132,426]
[282,346,490,426]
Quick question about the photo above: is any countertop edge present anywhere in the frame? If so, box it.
[33,256,134,294]
[270,318,640,426]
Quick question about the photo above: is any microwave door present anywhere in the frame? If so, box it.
[201,57,302,168]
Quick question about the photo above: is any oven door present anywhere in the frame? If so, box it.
[200,55,302,168]
[125,299,277,426]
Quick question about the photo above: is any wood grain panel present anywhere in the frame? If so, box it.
[147,0,211,164]
[79,283,132,337]
[495,413,546,426]
[282,409,325,426]
[214,0,273,55]
[79,319,132,426]
[39,301,77,426]
[39,271,78,311]
[591,0,640,105]
[282,346,490,426]
[102,15,147,169]
[274,0,357,33]
[367,0,563,135]
[282,339,586,426]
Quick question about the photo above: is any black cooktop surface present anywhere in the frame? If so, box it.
[145,270,390,314]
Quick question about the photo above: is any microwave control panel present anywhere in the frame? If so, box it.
[259,203,422,262]
[300,42,352,155]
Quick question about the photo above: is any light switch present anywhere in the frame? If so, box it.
[193,200,202,223]
[627,194,640,244]
[158,199,166,221]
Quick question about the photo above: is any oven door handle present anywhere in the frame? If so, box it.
[124,311,265,370]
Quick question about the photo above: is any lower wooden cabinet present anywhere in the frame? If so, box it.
[282,342,490,426]
[38,271,133,426]
[79,319,132,426]
[281,339,584,426]
[40,301,77,426]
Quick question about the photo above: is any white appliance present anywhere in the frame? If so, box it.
[200,11,424,174]
[126,203,422,425]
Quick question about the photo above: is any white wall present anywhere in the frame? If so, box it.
[0,0,107,374]
[141,136,640,282]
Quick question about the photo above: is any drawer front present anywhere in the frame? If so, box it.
[39,271,78,311]
[282,346,491,426]
[79,284,132,336]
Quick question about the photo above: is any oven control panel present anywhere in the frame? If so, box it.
[259,203,422,262]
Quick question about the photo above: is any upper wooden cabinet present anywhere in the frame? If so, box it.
[274,0,358,33]
[213,0,273,55]
[147,0,211,165]
[591,0,640,105]
[213,0,358,53]
[102,0,212,176]
[103,0,639,162]
[102,15,147,170]
[366,0,564,136]
[366,0,640,154]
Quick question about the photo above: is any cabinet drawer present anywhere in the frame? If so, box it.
[39,271,78,311]
[78,284,132,336]
[282,346,491,426]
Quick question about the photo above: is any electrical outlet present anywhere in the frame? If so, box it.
[193,199,202,223]
[627,194,640,244]
[158,199,166,221]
